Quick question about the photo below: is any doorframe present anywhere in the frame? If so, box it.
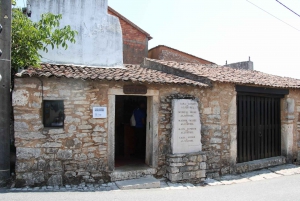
[231,85,293,167]
[236,94,282,163]
[107,88,159,171]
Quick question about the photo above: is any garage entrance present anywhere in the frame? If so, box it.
[236,86,288,163]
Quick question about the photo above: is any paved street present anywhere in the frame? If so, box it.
[1,164,300,201]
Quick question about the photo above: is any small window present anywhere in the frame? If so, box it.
[43,100,64,128]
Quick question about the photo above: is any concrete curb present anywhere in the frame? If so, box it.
[2,164,300,192]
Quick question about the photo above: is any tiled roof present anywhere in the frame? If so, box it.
[16,64,208,87]
[16,59,300,89]
[143,58,300,89]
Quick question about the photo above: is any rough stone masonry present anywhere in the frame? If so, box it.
[156,84,236,179]
[13,78,111,186]
[13,75,300,186]
[13,78,237,186]
[166,152,206,183]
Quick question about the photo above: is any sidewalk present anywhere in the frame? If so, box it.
[204,164,300,186]
[3,164,300,192]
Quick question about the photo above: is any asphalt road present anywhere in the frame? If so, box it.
[1,174,300,201]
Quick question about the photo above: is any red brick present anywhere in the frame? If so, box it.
[108,7,152,64]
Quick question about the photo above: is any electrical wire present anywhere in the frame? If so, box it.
[246,0,300,32]
[276,0,300,18]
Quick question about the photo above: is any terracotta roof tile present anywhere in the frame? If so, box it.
[145,58,300,89]
[16,64,208,87]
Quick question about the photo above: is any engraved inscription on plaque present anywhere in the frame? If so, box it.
[171,99,202,154]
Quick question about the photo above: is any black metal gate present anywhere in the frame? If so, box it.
[237,94,281,163]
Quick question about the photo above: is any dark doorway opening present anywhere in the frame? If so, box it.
[115,95,147,168]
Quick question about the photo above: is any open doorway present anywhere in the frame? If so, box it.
[115,95,147,168]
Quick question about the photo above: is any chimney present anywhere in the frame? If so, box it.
[225,57,253,70]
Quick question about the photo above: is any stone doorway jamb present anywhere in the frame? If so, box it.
[107,88,159,171]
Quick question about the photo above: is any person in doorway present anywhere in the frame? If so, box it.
[133,102,146,158]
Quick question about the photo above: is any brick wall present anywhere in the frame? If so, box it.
[148,46,214,65]
[108,10,149,64]
[298,97,300,163]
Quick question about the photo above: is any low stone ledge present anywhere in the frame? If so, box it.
[110,168,157,182]
[234,156,286,174]
[167,154,186,158]
[166,152,206,183]
[167,151,206,158]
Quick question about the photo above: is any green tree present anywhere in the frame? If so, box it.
[11,9,77,70]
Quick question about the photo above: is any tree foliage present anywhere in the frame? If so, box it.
[11,9,77,70]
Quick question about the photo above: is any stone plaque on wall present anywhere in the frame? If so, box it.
[171,99,202,154]
[123,85,147,94]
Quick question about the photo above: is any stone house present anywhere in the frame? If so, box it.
[13,57,300,186]
[13,0,300,187]
[148,45,215,65]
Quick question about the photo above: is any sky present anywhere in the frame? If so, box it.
[16,0,300,79]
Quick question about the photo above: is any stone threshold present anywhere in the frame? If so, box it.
[234,156,286,174]
[110,167,157,182]
[115,176,160,190]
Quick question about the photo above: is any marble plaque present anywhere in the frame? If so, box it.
[171,99,202,154]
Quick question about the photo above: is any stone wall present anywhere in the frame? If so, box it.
[14,76,300,186]
[13,78,111,186]
[166,152,206,183]
[294,92,300,164]
[285,89,300,164]
[278,90,300,163]
[13,78,235,186]
[157,83,236,179]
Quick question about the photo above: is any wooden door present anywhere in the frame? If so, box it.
[237,94,281,163]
